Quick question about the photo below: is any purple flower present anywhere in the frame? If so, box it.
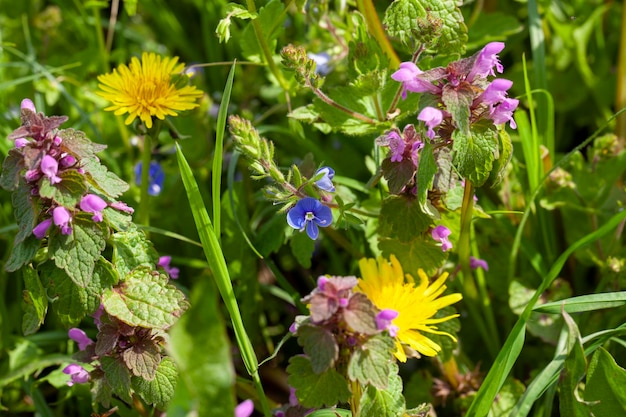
[391,62,439,98]
[490,98,519,129]
[417,107,443,139]
[62,364,89,386]
[158,256,180,279]
[386,131,406,162]
[41,154,62,184]
[314,166,335,192]
[467,42,505,82]
[21,98,36,113]
[287,197,332,240]
[68,328,94,350]
[59,154,76,168]
[33,218,53,239]
[235,399,254,417]
[480,78,513,106]
[376,309,400,337]
[135,161,165,196]
[109,201,135,214]
[432,225,452,252]
[15,138,29,148]
[470,256,489,271]
[80,194,107,222]
[53,206,72,235]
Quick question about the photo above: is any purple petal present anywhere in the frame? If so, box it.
[52,206,71,227]
[467,42,505,82]
[21,98,36,113]
[33,218,52,239]
[481,78,513,105]
[470,256,489,271]
[235,399,254,417]
[432,225,451,240]
[68,328,94,350]
[41,155,62,184]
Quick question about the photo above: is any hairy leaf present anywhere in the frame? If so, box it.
[359,363,405,417]
[132,356,178,410]
[22,265,48,335]
[287,355,351,408]
[297,324,338,374]
[348,333,395,389]
[101,356,132,404]
[379,196,433,241]
[38,169,87,208]
[452,128,497,186]
[111,226,159,278]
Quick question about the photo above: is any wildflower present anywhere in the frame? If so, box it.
[235,399,254,417]
[480,78,513,106]
[375,309,400,337]
[21,98,37,113]
[96,52,203,129]
[287,197,332,240]
[356,256,462,361]
[53,206,72,235]
[33,218,53,239]
[109,201,135,214]
[158,256,180,279]
[15,138,29,148]
[391,62,439,98]
[41,155,62,184]
[134,161,165,196]
[314,166,335,192]
[59,154,76,168]
[431,225,452,252]
[490,98,519,129]
[80,194,107,222]
[68,328,94,350]
[470,256,489,271]
[62,364,90,386]
[467,42,505,82]
[418,107,443,139]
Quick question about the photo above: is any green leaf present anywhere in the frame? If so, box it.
[359,363,405,417]
[168,279,235,416]
[466,12,524,50]
[58,128,106,159]
[240,0,284,62]
[416,143,437,208]
[290,229,316,268]
[101,266,188,329]
[255,215,286,256]
[379,236,446,276]
[111,226,159,278]
[22,265,48,335]
[49,214,108,287]
[132,356,178,410]
[558,311,590,417]
[38,170,87,207]
[452,127,498,186]
[287,355,351,408]
[6,234,40,272]
[379,196,433,241]
[0,149,23,191]
[383,0,467,57]
[122,0,137,15]
[297,324,338,374]
[13,182,39,245]
[585,348,626,415]
[42,258,117,327]
[348,333,395,390]
[487,128,513,188]
[82,156,129,198]
[101,356,132,404]
[307,410,352,417]
[533,291,626,314]
[488,378,526,417]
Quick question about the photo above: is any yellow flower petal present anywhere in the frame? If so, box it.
[356,255,462,362]
[96,52,203,128]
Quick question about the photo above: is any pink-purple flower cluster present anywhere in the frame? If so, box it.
[391,42,518,130]
[7,99,134,239]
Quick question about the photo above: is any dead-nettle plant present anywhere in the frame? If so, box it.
[1,99,188,409]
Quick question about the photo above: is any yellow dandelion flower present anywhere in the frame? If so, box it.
[96,52,203,129]
[356,255,462,362]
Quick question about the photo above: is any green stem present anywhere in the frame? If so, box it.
[615,0,626,145]
[458,180,498,359]
[245,0,289,90]
[310,86,378,124]
[138,132,152,227]
[91,4,108,73]
[355,0,400,69]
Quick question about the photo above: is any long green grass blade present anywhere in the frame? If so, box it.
[533,292,626,314]
[213,61,236,240]
[467,207,626,416]
[175,142,272,417]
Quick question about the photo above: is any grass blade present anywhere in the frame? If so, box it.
[533,292,626,314]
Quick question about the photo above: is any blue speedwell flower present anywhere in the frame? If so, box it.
[134,161,165,196]
[287,197,332,240]
[314,166,335,192]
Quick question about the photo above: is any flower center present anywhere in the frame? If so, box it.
[305,211,316,222]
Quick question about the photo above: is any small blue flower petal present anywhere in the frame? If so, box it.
[135,161,165,196]
[315,166,335,192]
[306,221,320,240]
[286,197,333,240]
[314,203,333,227]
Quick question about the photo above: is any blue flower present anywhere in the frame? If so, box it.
[287,197,332,240]
[134,161,165,196]
[314,166,335,192]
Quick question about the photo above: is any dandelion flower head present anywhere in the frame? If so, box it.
[356,255,462,362]
[97,52,203,129]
